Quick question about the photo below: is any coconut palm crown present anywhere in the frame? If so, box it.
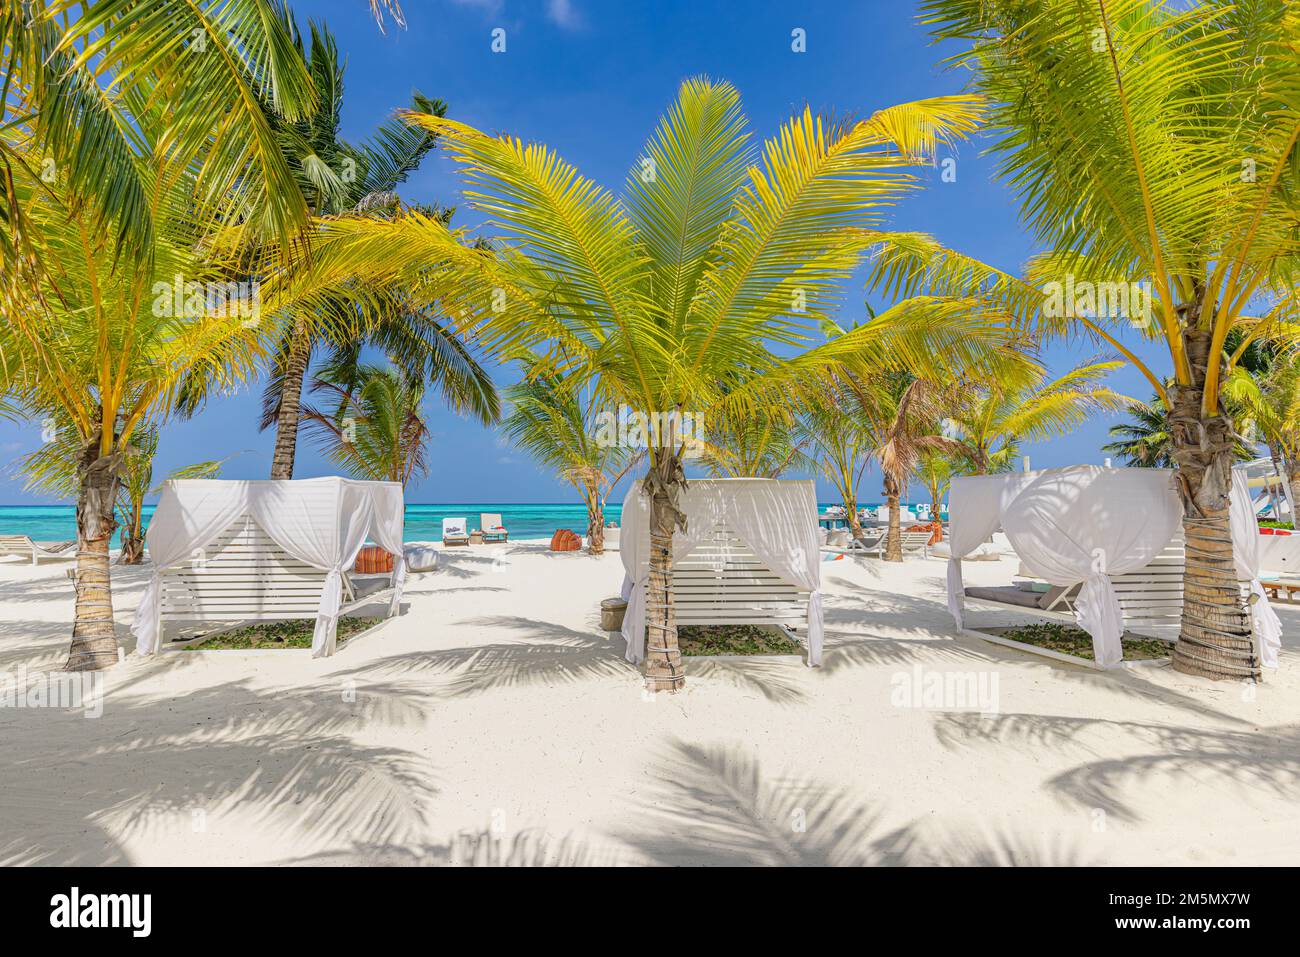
[272,77,1018,689]
[417,79,1010,689]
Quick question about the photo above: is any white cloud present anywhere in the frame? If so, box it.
[546,0,582,29]
[449,0,582,30]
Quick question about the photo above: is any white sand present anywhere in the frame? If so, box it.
[1,542,1297,866]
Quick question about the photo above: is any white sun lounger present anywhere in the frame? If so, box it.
[864,528,933,559]
[672,521,809,632]
[443,517,470,547]
[838,527,885,551]
[158,516,357,628]
[964,581,1081,614]
[965,539,1187,638]
[0,535,78,564]
[479,512,508,543]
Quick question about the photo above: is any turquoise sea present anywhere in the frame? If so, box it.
[0,501,935,542]
[0,503,620,543]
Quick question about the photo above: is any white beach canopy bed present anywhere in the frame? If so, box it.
[946,465,1282,670]
[132,477,406,658]
[618,478,823,666]
[0,535,77,564]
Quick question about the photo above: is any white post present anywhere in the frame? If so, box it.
[1022,456,1030,473]
[1104,457,1112,468]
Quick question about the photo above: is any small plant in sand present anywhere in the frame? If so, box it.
[183,616,383,651]
[990,621,1170,662]
[677,625,804,657]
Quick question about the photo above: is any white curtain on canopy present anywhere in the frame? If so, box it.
[1230,470,1283,667]
[946,465,1281,668]
[619,478,823,666]
[132,477,406,658]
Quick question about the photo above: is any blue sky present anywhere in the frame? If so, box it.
[0,0,1170,506]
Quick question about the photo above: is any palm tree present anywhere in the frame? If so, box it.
[698,401,805,479]
[1103,398,1176,469]
[889,0,1300,679]
[235,22,489,479]
[20,424,233,565]
[913,450,958,533]
[795,396,874,540]
[1227,329,1297,518]
[500,362,640,554]
[1107,378,1256,470]
[367,0,406,30]
[280,79,1008,690]
[942,361,1129,475]
[1240,352,1300,509]
[113,437,239,564]
[301,362,432,487]
[0,1,317,271]
[848,372,960,560]
[0,3,400,671]
[0,152,271,669]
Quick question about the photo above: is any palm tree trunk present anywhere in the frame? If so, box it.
[66,434,123,672]
[930,490,943,541]
[118,501,145,565]
[1286,455,1300,526]
[643,451,686,692]
[586,486,605,556]
[1263,443,1282,520]
[270,319,311,480]
[884,483,903,562]
[1168,328,1259,681]
[840,483,869,546]
[119,532,145,565]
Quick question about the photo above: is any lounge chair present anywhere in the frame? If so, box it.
[1264,576,1300,603]
[0,535,77,565]
[443,518,470,547]
[479,513,508,543]
[843,527,884,551]
[158,516,357,628]
[964,581,1080,614]
[865,528,932,559]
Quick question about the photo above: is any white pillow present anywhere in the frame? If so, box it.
[405,546,439,573]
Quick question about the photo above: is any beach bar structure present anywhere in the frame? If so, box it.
[132,478,406,658]
[618,478,823,666]
[946,465,1281,670]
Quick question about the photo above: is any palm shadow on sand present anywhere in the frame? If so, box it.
[612,739,1096,866]
[0,672,436,865]
[934,711,1300,824]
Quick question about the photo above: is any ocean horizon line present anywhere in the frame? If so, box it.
[0,498,941,542]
